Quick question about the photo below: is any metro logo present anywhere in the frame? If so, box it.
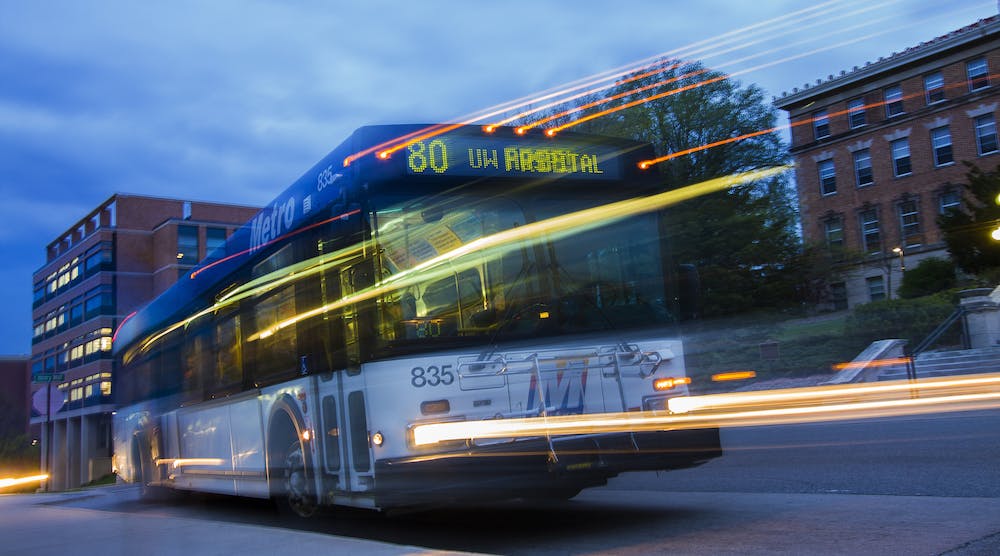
[249,196,296,252]
[526,367,589,415]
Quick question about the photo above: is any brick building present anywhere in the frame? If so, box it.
[775,16,1000,308]
[30,194,258,490]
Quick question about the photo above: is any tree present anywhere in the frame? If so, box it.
[938,162,1000,274]
[536,60,813,316]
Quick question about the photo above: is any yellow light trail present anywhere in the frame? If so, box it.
[0,474,48,489]
[344,0,876,164]
[411,373,1000,446]
[244,165,789,343]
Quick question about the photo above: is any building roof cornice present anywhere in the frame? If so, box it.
[775,15,1000,109]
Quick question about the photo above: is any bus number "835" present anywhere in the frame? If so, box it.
[411,365,455,387]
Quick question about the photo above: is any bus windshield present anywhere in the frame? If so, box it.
[369,192,674,357]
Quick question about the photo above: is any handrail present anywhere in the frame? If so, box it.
[911,306,966,357]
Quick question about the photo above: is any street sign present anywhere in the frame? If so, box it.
[31,373,65,383]
[31,384,65,416]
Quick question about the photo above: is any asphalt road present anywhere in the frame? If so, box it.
[13,408,1000,555]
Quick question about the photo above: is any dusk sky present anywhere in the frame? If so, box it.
[1,0,995,355]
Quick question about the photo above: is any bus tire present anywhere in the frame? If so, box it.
[133,436,170,502]
[276,439,318,518]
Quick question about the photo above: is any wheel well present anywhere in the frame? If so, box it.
[267,401,304,492]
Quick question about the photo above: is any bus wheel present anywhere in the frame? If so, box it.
[280,440,317,518]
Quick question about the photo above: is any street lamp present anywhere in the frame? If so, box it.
[892,246,905,272]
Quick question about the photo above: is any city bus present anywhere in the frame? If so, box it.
[112,124,721,516]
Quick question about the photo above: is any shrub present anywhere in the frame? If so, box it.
[897,258,957,299]
[845,291,959,349]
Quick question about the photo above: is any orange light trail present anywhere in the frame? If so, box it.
[712,371,758,382]
[515,68,709,135]
[188,208,361,281]
[342,0,874,165]
[550,3,978,140]
[833,357,912,372]
[636,70,1000,169]
[509,0,893,135]
[412,372,1000,445]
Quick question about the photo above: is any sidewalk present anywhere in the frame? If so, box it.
[0,485,474,556]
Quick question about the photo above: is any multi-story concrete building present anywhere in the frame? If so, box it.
[30,194,258,490]
[775,16,1000,308]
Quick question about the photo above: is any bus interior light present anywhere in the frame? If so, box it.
[421,399,451,415]
[654,377,691,391]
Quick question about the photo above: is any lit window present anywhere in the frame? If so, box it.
[891,139,911,177]
[818,159,836,195]
[924,72,944,104]
[813,109,830,139]
[884,85,903,117]
[975,114,998,155]
[931,127,953,166]
[848,98,866,128]
[854,149,873,187]
[968,58,990,91]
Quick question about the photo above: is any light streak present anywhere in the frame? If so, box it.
[411,373,1000,445]
[155,458,226,469]
[712,371,757,382]
[635,69,1000,170]
[243,166,789,343]
[517,0,898,136]
[551,2,982,138]
[0,474,48,489]
[343,0,879,164]
[833,357,912,372]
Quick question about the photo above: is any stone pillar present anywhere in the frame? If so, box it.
[960,288,1000,349]
[80,413,91,485]
[52,419,66,491]
[67,417,81,488]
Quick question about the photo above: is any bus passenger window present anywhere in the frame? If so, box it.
[213,312,243,394]
[251,285,299,385]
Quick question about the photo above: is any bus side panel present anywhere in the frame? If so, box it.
[230,396,268,498]
[175,404,237,495]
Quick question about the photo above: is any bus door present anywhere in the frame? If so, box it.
[334,258,375,494]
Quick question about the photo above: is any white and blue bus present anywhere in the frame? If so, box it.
[112,124,721,516]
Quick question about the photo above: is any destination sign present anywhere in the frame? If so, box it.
[404,135,623,180]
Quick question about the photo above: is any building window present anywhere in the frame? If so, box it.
[824,217,844,249]
[931,126,953,166]
[177,224,199,262]
[813,109,830,139]
[859,208,881,254]
[867,276,886,302]
[891,138,911,177]
[818,159,836,195]
[968,57,990,91]
[924,72,945,104]
[898,200,921,248]
[975,114,998,155]
[854,149,873,187]
[884,84,903,117]
[848,98,866,128]
[939,189,961,214]
[206,227,227,255]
